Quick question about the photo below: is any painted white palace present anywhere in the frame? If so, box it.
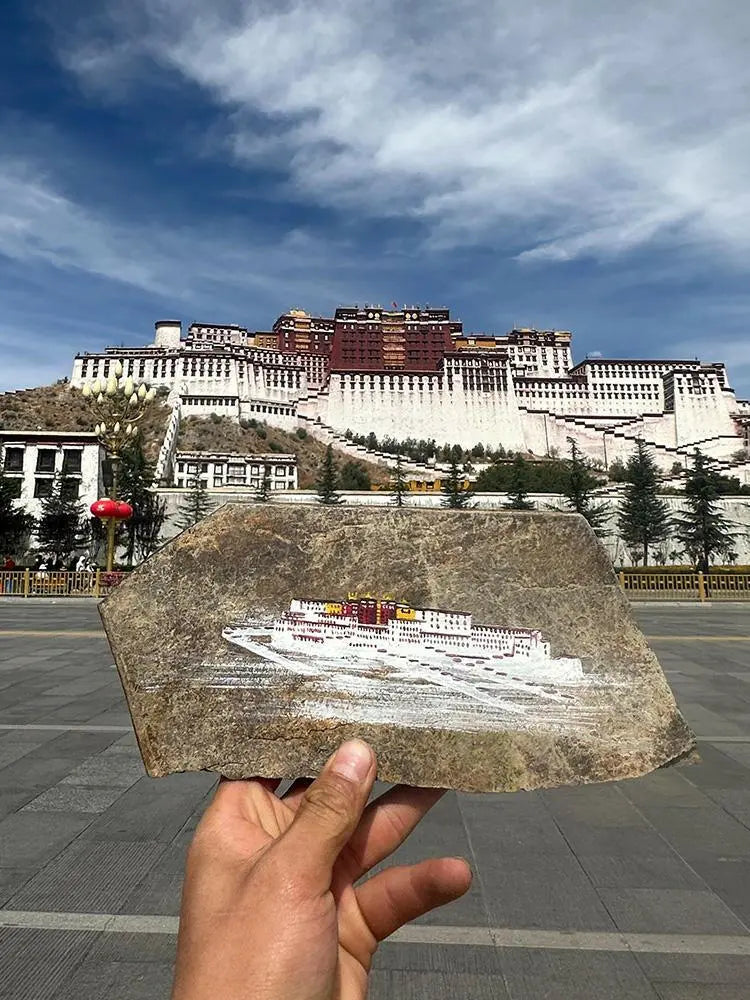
[70,307,750,478]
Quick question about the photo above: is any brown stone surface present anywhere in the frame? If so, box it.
[100,505,694,792]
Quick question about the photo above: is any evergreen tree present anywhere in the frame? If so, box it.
[441,458,472,509]
[36,476,89,566]
[675,450,736,572]
[315,445,343,505]
[134,491,167,560]
[390,452,409,508]
[255,463,272,503]
[563,439,611,536]
[0,467,34,556]
[118,441,166,563]
[504,455,534,510]
[339,460,371,491]
[176,476,214,529]
[617,440,671,566]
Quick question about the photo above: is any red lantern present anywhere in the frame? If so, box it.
[114,501,134,520]
[91,498,118,519]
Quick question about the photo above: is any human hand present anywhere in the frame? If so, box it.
[171,739,472,1000]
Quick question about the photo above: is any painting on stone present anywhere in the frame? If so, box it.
[100,505,695,793]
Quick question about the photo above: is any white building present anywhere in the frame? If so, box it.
[173,451,298,491]
[71,316,750,479]
[0,431,102,516]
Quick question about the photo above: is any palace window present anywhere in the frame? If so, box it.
[3,447,24,472]
[62,449,82,475]
[33,478,53,498]
[36,450,56,474]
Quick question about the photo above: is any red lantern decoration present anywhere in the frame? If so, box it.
[91,498,118,519]
[114,501,133,520]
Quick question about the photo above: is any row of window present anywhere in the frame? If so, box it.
[3,476,80,500]
[2,447,82,474]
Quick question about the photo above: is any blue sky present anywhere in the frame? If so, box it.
[1,0,749,395]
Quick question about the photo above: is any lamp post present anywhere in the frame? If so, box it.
[80,363,155,571]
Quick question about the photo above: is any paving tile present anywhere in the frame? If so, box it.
[542,784,652,827]
[684,744,750,790]
[0,787,39,820]
[619,768,712,809]
[636,953,750,985]
[54,959,175,1000]
[374,942,504,974]
[653,986,750,999]
[499,949,658,1000]
[118,870,185,916]
[0,866,35,905]
[9,839,166,912]
[597,887,749,934]
[637,806,750,859]
[0,811,92,867]
[478,854,616,931]
[22,784,127,813]
[576,853,706,890]
[368,969,508,999]
[0,927,98,1000]
[460,792,575,858]
[0,740,42,768]
[684,857,750,925]
[82,931,177,965]
[700,788,750,828]
[548,820,678,859]
[60,753,148,787]
[81,773,217,842]
[24,731,121,759]
[0,754,80,789]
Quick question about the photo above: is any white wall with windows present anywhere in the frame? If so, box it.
[172,451,298,491]
[0,431,102,517]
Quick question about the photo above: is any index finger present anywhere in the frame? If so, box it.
[338,784,446,882]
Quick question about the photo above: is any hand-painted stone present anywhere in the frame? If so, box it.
[100,505,694,792]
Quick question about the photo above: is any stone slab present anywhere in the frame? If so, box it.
[100,506,694,792]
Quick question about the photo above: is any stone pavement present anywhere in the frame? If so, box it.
[1,599,750,999]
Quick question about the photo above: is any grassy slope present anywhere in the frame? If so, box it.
[177,416,388,489]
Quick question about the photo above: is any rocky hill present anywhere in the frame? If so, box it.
[177,416,389,489]
[0,384,388,489]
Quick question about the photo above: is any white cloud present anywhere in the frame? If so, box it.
[56,0,750,263]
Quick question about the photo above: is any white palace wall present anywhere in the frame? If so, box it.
[71,322,748,474]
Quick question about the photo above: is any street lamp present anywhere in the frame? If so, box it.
[80,363,156,571]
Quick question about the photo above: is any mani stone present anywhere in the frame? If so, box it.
[101,505,694,793]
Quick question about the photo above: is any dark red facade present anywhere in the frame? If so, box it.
[328,306,458,373]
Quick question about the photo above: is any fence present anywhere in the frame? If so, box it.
[1,568,747,601]
[619,571,750,601]
[0,570,125,598]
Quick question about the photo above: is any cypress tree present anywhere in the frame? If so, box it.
[617,440,671,566]
[36,476,89,566]
[505,455,534,510]
[176,476,214,529]
[0,466,34,556]
[675,450,736,572]
[563,439,611,536]
[255,463,272,503]
[119,440,166,563]
[315,445,343,505]
[390,452,409,508]
[441,458,472,509]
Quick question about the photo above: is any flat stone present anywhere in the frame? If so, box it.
[100,506,694,792]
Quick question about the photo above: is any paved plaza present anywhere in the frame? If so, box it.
[0,601,749,998]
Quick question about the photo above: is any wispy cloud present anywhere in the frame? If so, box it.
[56,0,750,264]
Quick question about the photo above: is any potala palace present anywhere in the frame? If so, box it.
[71,306,750,480]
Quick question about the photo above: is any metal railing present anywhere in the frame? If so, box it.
[619,571,750,601]
[0,570,126,598]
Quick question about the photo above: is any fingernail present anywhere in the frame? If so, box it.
[330,739,373,782]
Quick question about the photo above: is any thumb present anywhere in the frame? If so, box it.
[281,740,376,893]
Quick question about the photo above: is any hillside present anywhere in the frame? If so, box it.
[0,383,171,461]
[177,416,389,489]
